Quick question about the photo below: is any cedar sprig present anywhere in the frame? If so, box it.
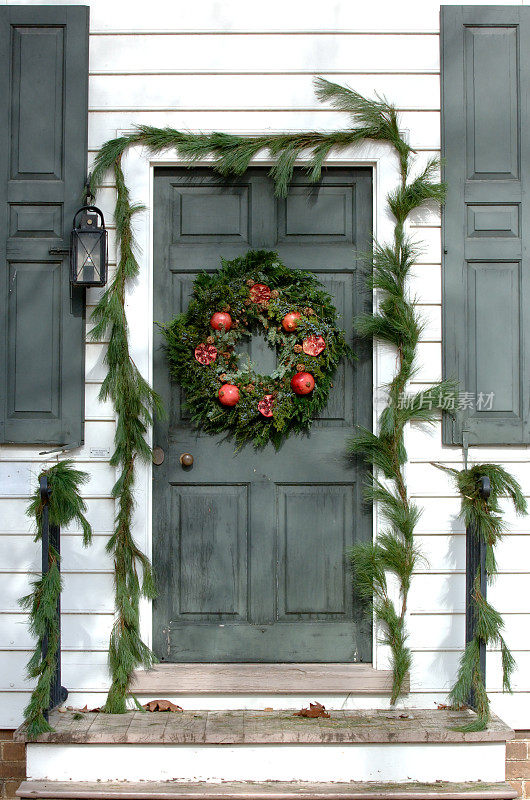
[21,461,92,738]
[434,463,526,729]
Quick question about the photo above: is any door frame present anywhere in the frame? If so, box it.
[116,135,403,672]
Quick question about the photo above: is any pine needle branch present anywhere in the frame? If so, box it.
[21,462,92,738]
[437,463,527,729]
[347,90,447,703]
[90,155,162,713]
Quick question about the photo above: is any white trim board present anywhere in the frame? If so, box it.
[26,742,507,783]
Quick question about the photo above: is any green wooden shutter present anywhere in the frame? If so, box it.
[441,5,530,445]
[0,5,89,446]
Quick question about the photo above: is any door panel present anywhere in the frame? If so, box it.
[172,484,248,620]
[153,167,372,662]
[277,484,351,619]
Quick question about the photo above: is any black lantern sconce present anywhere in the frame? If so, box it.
[70,206,108,287]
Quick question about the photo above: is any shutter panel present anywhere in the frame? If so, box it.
[441,5,530,445]
[0,6,89,446]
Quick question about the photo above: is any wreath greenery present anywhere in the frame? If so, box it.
[161,250,352,448]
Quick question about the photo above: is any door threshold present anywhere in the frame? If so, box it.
[131,663,404,695]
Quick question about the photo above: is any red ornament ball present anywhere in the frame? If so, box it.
[302,335,326,356]
[258,394,275,418]
[249,283,271,305]
[282,312,301,332]
[210,312,232,331]
[291,372,315,395]
[218,383,240,406]
[194,343,217,365]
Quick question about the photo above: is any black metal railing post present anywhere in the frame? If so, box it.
[465,474,490,708]
[39,476,68,719]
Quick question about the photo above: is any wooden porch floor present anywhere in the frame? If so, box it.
[15,709,514,744]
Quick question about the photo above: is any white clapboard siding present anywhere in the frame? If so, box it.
[409,649,530,693]
[413,534,530,573]
[85,383,115,420]
[86,343,109,383]
[412,497,464,533]
[0,612,114,651]
[0,498,115,536]
[408,264,441,304]
[378,341,441,386]
[410,460,530,497]
[417,305,442,341]
[89,33,441,73]
[408,650,461,691]
[80,0,522,34]
[410,612,530,653]
[408,613,466,651]
[1,650,111,691]
[408,573,464,614]
[409,573,530,615]
[88,74,441,111]
[0,535,113,574]
[407,422,530,465]
[412,226,442,263]
[2,573,114,615]
[0,461,116,499]
[413,534,466,572]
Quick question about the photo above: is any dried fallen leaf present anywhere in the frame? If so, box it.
[58,707,67,713]
[142,699,183,712]
[294,701,330,719]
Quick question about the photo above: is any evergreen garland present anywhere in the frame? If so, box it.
[435,463,527,730]
[20,461,92,739]
[161,250,352,449]
[89,155,163,713]
[346,142,452,704]
[88,77,446,705]
[89,79,413,199]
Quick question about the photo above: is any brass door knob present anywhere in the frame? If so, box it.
[152,446,165,466]
[180,453,194,467]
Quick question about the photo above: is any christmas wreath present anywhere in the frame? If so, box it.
[161,250,352,448]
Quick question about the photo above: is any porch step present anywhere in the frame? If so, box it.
[16,709,513,745]
[15,780,519,800]
[19,710,514,784]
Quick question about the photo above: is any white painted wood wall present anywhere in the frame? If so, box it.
[1,0,529,731]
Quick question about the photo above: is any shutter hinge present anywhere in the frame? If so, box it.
[39,442,79,456]
[462,428,470,469]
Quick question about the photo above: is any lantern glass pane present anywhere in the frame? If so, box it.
[75,230,103,283]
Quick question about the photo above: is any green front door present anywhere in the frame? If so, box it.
[153,167,373,662]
